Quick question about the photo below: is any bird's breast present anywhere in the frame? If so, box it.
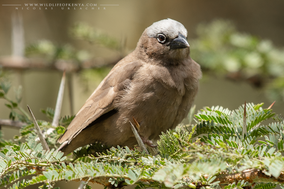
[115,63,195,141]
[140,64,188,94]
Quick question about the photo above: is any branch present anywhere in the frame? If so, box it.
[0,56,122,72]
[215,169,284,185]
[129,120,149,154]
[67,73,74,115]
[243,101,247,138]
[42,71,66,137]
[71,169,284,188]
[27,105,50,151]
[52,71,66,127]
[12,11,24,57]
[0,119,26,129]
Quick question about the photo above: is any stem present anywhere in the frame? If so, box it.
[27,105,50,151]
[3,96,31,120]
[18,106,31,120]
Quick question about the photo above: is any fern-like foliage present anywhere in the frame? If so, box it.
[1,102,284,189]
[195,103,278,145]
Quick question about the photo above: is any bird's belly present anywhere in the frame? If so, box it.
[116,81,186,141]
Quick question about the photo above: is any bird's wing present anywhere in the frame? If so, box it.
[57,61,142,144]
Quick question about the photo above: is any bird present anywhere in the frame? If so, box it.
[57,18,202,155]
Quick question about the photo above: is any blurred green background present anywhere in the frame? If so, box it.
[0,0,284,188]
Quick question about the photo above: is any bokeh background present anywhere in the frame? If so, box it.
[0,0,284,188]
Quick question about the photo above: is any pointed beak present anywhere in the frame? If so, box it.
[170,33,189,50]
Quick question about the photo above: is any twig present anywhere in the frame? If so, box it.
[67,73,74,115]
[215,169,284,185]
[243,101,247,139]
[267,101,276,109]
[0,56,121,72]
[52,71,66,127]
[78,181,87,189]
[44,72,66,136]
[0,119,25,128]
[27,105,50,151]
[12,11,24,57]
[72,169,284,187]
[188,105,196,124]
[129,121,149,154]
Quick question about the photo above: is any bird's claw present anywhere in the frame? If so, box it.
[142,138,157,148]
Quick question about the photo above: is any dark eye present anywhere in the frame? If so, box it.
[157,33,167,44]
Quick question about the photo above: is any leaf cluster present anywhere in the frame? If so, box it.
[25,22,121,64]
[70,23,120,50]
[1,102,284,189]
[25,40,90,63]
[191,20,284,101]
[0,72,30,123]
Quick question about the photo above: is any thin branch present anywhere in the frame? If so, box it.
[78,181,87,189]
[67,73,74,115]
[3,156,284,188]
[129,121,149,154]
[52,71,66,127]
[215,169,284,185]
[12,11,24,57]
[243,101,247,138]
[27,105,50,151]
[0,56,121,72]
[0,119,25,129]
[44,72,66,136]
[72,169,284,187]
[267,101,276,110]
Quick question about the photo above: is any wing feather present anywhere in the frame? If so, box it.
[57,60,142,144]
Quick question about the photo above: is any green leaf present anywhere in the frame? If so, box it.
[127,169,138,182]
[15,85,22,103]
[5,103,12,109]
[188,183,196,188]
[41,107,55,119]
[1,101,284,188]
[253,103,264,110]
[9,111,16,120]
[43,171,52,180]
[56,126,66,135]
[125,179,133,185]
[11,101,18,108]
[0,82,11,94]
[267,147,276,155]
[64,170,74,180]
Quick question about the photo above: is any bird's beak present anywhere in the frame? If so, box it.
[170,33,189,50]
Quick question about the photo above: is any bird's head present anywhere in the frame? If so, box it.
[136,18,190,64]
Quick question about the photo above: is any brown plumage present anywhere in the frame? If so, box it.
[57,18,202,155]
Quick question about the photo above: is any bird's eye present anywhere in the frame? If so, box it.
[157,34,167,44]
